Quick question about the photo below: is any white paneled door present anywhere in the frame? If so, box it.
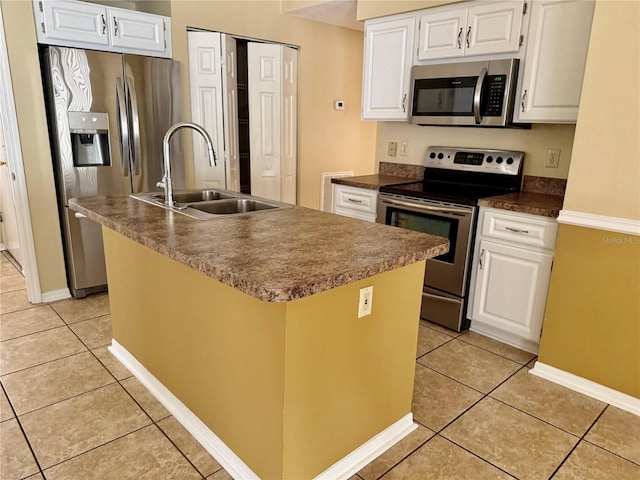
[248,42,297,204]
[188,31,239,190]
[0,119,22,267]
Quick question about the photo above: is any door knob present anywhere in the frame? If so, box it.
[0,160,7,167]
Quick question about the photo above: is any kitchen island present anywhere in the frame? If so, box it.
[69,195,449,480]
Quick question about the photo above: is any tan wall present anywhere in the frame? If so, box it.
[0,0,68,293]
[538,0,640,398]
[375,123,576,179]
[104,227,423,479]
[562,0,640,220]
[357,0,463,20]
[170,0,377,209]
[538,225,640,397]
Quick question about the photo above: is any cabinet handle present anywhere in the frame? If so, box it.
[101,14,106,35]
[457,27,463,49]
[402,93,407,113]
[479,249,485,269]
[506,226,529,234]
[521,89,527,112]
[113,17,118,36]
[466,26,471,48]
[347,198,363,204]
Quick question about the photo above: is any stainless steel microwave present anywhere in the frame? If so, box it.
[410,59,521,127]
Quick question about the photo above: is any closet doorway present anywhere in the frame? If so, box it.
[188,31,297,204]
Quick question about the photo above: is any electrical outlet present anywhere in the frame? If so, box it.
[388,142,397,157]
[358,286,373,318]
[546,149,561,168]
[400,141,409,156]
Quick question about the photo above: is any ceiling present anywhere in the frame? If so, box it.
[287,0,364,32]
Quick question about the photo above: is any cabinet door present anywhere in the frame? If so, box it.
[110,9,166,54]
[466,0,524,56]
[470,239,553,342]
[362,16,415,121]
[515,0,595,123]
[417,8,466,61]
[40,0,109,47]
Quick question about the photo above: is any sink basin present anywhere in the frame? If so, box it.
[152,190,237,203]
[189,198,279,214]
[130,188,292,219]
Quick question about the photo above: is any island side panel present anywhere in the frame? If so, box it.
[102,227,288,480]
[282,262,425,479]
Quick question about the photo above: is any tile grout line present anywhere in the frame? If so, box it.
[546,405,610,479]
[0,381,47,478]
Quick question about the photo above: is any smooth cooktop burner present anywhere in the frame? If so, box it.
[380,146,526,205]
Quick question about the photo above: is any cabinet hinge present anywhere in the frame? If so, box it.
[41,22,46,34]
[523,2,528,15]
[519,34,524,47]
[38,1,43,12]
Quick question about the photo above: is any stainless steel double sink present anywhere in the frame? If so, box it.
[130,188,292,220]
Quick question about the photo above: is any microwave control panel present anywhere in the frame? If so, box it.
[483,76,506,116]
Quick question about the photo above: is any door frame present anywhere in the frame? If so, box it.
[0,5,43,302]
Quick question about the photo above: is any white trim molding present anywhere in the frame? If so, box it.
[41,288,71,303]
[530,362,640,416]
[557,210,640,236]
[0,5,43,303]
[109,339,417,480]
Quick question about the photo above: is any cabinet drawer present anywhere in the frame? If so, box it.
[334,185,378,216]
[481,208,558,249]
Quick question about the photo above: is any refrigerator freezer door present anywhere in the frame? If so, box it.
[62,207,107,297]
[45,47,133,204]
[124,54,182,193]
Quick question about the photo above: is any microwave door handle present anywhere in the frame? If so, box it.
[382,198,471,216]
[115,77,130,177]
[473,67,487,125]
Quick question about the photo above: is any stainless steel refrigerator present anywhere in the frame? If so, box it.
[41,46,184,298]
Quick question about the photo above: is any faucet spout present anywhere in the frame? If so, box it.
[161,122,217,207]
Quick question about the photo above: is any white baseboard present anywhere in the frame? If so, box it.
[109,340,260,479]
[530,362,640,416]
[313,414,416,480]
[41,288,71,303]
[110,340,414,480]
[557,210,640,236]
[470,322,539,355]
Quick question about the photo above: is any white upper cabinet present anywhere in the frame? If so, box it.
[362,15,415,121]
[33,0,172,58]
[514,0,595,123]
[109,9,167,55]
[417,1,524,61]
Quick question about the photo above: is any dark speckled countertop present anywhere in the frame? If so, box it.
[69,196,449,303]
[331,174,417,190]
[478,176,566,218]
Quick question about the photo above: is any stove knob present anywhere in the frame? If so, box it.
[506,157,514,165]
[429,152,436,159]
[437,153,444,159]
[496,156,504,164]
[486,155,493,163]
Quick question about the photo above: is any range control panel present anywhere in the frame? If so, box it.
[425,146,524,175]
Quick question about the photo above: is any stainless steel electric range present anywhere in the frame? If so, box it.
[377,146,524,332]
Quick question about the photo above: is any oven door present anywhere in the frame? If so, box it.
[377,194,475,296]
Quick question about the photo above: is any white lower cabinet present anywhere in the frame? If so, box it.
[469,208,558,353]
[332,185,378,222]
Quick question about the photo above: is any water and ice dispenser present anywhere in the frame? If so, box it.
[68,112,111,167]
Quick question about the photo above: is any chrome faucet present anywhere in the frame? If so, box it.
[158,122,217,207]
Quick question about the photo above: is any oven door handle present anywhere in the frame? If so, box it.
[381,198,471,216]
[423,292,460,304]
[473,67,487,125]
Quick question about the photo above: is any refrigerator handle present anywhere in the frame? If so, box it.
[115,77,131,177]
[125,75,142,176]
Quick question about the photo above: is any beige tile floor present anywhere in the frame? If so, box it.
[1,251,639,479]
